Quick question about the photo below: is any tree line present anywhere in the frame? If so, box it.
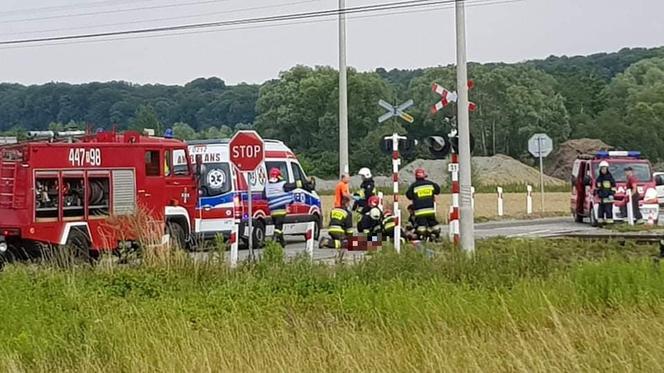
[1,47,663,177]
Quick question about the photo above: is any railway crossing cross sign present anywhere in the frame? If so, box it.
[378,99,415,124]
[431,82,477,113]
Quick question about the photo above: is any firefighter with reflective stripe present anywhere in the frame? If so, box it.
[264,168,302,246]
[382,209,406,244]
[354,167,377,213]
[357,196,383,237]
[320,195,354,249]
[405,168,441,238]
[595,160,616,224]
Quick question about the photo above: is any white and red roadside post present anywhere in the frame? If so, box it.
[305,222,315,260]
[626,189,635,226]
[229,130,265,263]
[386,133,407,253]
[448,152,460,246]
[432,82,476,247]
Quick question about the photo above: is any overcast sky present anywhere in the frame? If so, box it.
[0,0,662,85]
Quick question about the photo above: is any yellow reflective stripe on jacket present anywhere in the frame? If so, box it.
[329,225,345,234]
[414,185,435,198]
[330,208,348,222]
[415,208,436,216]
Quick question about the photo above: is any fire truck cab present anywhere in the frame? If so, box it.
[0,131,197,263]
[570,151,659,225]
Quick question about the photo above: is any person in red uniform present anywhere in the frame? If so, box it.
[624,166,643,223]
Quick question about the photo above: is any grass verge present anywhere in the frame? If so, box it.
[1,239,664,372]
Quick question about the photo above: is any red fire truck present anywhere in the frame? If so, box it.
[0,131,197,264]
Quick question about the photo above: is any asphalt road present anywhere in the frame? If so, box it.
[228,217,600,263]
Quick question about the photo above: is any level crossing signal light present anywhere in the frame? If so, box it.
[424,133,475,159]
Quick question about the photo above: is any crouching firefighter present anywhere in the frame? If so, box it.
[320,195,354,249]
[595,160,616,224]
[358,196,383,239]
[265,168,310,247]
[406,168,441,239]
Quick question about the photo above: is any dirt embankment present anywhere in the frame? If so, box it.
[544,139,612,180]
[315,154,566,191]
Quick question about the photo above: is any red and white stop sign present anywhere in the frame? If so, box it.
[229,131,265,172]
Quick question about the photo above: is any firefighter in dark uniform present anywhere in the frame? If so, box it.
[355,167,377,213]
[595,160,616,224]
[264,168,311,246]
[357,195,383,238]
[320,195,354,249]
[406,168,441,238]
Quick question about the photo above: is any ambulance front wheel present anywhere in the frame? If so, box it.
[313,215,321,240]
[243,220,265,250]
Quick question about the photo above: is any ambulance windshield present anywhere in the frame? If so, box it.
[593,162,652,182]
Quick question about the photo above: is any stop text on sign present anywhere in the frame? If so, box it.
[231,144,262,159]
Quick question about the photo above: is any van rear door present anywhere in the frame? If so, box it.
[196,161,235,236]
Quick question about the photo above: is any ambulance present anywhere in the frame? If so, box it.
[188,139,322,247]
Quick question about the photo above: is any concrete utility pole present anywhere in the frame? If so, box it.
[455,0,475,253]
[338,0,349,176]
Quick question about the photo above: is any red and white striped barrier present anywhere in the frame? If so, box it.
[305,222,315,260]
[497,186,504,217]
[449,152,460,245]
[229,221,239,268]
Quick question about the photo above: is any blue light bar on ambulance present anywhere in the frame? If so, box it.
[596,151,641,158]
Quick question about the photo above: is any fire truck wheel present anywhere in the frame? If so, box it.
[575,213,584,223]
[167,222,187,250]
[65,230,95,265]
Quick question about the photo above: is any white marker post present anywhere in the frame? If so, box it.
[627,189,635,226]
[497,186,504,217]
[229,222,239,268]
[526,185,533,215]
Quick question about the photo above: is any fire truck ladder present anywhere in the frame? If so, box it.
[0,161,17,208]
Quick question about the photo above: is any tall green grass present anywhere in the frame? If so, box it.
[1,239,663,372]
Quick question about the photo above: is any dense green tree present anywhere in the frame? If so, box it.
[255,66,394,177]
[592,57,664,160]
[130,105,162,134]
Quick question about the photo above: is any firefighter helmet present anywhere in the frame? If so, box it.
[358,167,372,179]
[269,168,282,179]
[368,195,380,208]
[369,207,382,221]
[599,161,609,169]
[415,168,427,180]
